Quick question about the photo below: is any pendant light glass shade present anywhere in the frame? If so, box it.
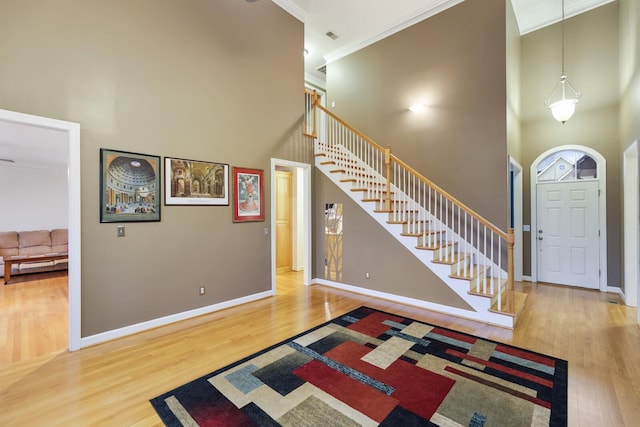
[545,75,581,123]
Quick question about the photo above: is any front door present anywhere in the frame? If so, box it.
[536,180,599,289]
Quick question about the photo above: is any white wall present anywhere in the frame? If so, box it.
[0,165,68,231]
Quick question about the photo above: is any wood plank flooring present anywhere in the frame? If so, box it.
[0,271,639,426]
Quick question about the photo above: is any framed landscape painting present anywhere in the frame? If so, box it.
[100,149,161,223]
[164,157,229,206]
[232,167,264,222]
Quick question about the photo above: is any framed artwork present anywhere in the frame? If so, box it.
[100,149,161,223]
[233,167,264,222]
[164,157,229,206]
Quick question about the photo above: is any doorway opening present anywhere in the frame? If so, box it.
[270,158,312,291]
[0,109,81,351]
[508,157,523,281]
[530,145,607,291]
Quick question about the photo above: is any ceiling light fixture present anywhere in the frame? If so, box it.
[409,103,426,113]
[544,0,581,124]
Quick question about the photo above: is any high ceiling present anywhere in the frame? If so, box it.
[274,0,614,84]
[0,0,615,170]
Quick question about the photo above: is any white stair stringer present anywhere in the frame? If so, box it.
[315,144,515,328]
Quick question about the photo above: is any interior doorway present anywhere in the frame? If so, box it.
[508,157,523,281]
[623,141,639,308]
[0,109,81,351]
[270,159,312,290]
[530,145,607,291]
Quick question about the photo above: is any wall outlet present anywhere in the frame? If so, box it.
[199,286,205,295]
[365,272,370,279]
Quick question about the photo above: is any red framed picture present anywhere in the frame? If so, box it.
[232,167,264,222]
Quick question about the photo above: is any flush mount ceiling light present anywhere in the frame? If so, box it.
[409,103,426,113]
[544,0,582,124]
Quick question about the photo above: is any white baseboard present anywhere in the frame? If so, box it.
[310,277,514,328]
[607,286,626,300]
[80,290,274,348]
[522,275,532,282]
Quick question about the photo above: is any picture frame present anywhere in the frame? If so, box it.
[232,167,264,222]
[164,157,229,206]
[100,149,161,223]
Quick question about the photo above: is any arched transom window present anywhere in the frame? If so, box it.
[537,149,597,182]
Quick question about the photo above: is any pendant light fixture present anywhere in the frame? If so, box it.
[544,0,581,124]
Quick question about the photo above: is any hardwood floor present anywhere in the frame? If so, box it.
[0,271,638,426]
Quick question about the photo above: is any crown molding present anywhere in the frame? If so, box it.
[271,0,306,22]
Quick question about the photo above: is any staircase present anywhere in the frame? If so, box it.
[305,90,526,328]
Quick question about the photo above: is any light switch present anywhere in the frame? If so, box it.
[117,225,125,237]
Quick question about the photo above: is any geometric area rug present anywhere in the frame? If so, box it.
[150,306,568,426]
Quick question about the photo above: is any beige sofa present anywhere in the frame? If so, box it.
[0,229,68,279]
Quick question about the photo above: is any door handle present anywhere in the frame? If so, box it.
[538,236,543,240]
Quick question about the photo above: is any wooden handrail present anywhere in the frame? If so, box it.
[308,91,516,316]
[315,104,389,154]
[314,102,507,240]
[389,153,508,240]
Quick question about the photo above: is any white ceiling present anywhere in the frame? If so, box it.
[0,0,614,169]
[0,118,68,171]
[274,0,615,84]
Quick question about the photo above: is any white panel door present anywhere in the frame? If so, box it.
[536,180,599,288]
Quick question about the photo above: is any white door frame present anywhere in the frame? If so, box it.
[623,141,639,307]
[530,145,607,292]
[0,109,82,351]
[270,158,312,289]
[509,156,523,281]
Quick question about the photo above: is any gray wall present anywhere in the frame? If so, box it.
[520,3,621,284]
[314,173,472,310]
[620,0,640,147]
[326,0,508,229]
[0,0,305,336]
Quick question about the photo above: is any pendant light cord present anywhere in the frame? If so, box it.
[561,0,565,75]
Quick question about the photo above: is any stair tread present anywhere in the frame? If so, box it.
[431,254,466,263]
[469,277,507,294]
[489,292,528,318]
[388,219,430,224]
[417,241,457,252]
[449,265,487,280]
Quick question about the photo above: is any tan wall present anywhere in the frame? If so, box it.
[506,0,522,162]
[520,3,621,285]
[326,0,508,229]
[0,0,305,336]
[620,0,640,147]
[314,173,472,310]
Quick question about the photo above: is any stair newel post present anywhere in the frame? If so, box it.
[507,228,515,314]
[385,146,392,211]
[311,90,319,138]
